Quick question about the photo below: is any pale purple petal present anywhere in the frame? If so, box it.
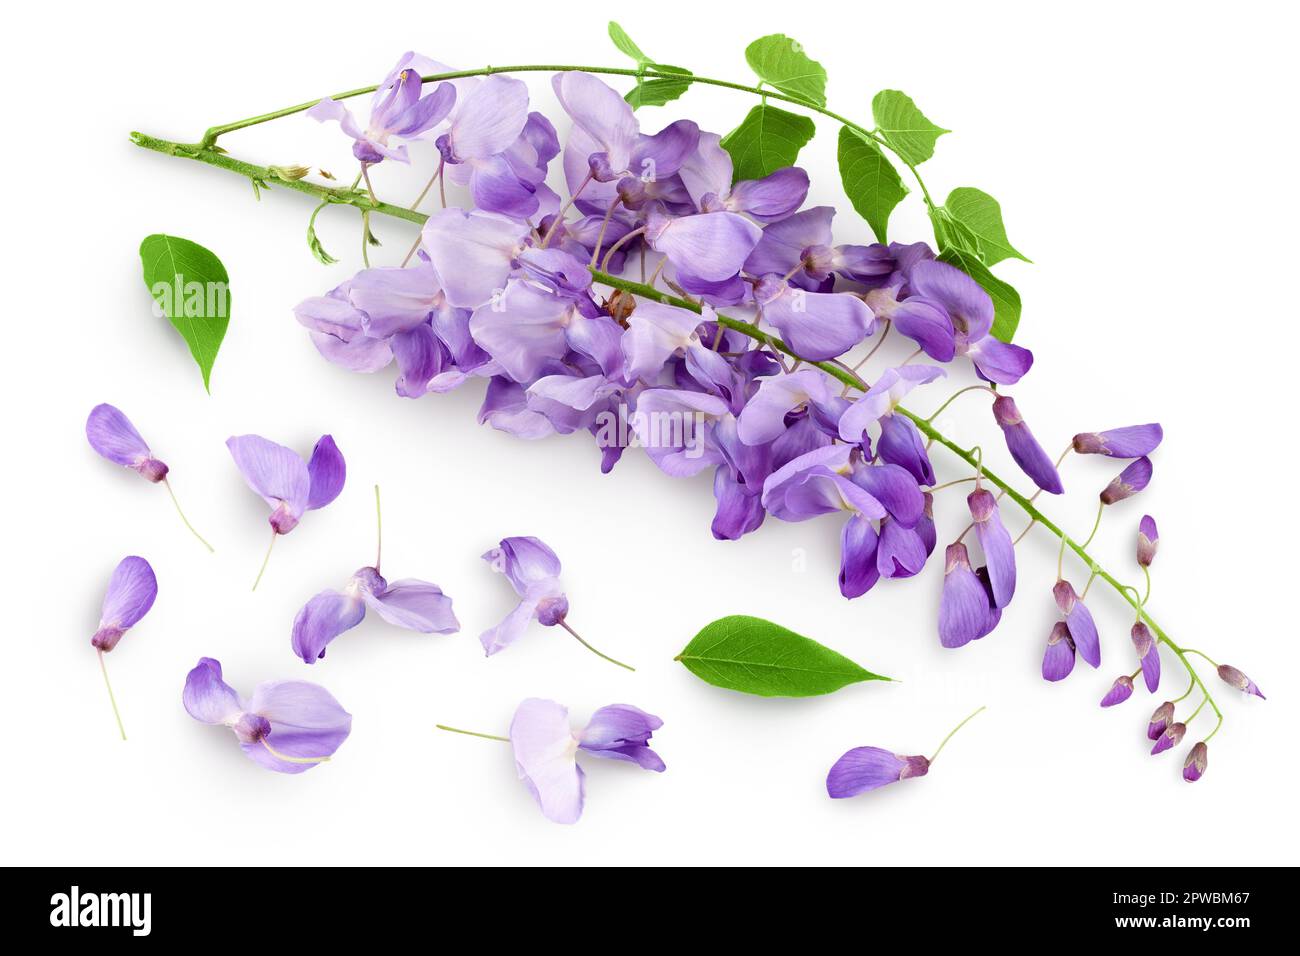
[621,299,702,381]
[86,404,155,469]
[480,599,540,656]
[969,489,1015,607]
[243,679,353,773]
[876,518,928,579]
[677,131,733,210]
[182,657,242,725]
[758,281,871,361]
[468,280,570,382]
[304,435,345,511]
[484,535,563,593]
[969,337,1033,385]
[291,589,366,663]
[1073,424,1164,458]
[510,698,585,824]
[939,543,994,649]
[578,704,665,771]
[908,260,993,341]
[726,167,809,221]
[363,579,460,633]
[827,747,926,798]
[420,208,528,309]
[890,298,956,361]
[226,435,310,520]
[468,153,539,219]
[737,369,834,445]
[98,555,158,630]
[647,210,762,282]
[392,325,447,398]
[443,76,528,159]
[348,264,441,338]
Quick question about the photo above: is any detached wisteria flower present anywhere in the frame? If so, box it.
[827,706,984,799]
[183,657,352,773]
[1072,424,1163,458]
[227,433,346,589]
[85,403,213,551]
[291,487,459,662]
[438,698,665,824]
[480,536,633,669]
[90,556,157,740]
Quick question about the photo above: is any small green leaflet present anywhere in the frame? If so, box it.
[837,127,908,243]
[721,104,816,183]
[871,90,949,167]
[675,615,889,698]
[940,187,1029,265]
[139,234,231,392]
[938,247,1022,342]
[607,21,693,108]
[744,34,827,106]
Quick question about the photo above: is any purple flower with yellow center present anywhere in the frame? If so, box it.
[227,433,345,590]
[938,542,1001,648]
[892,260,1034,384]
[991,395,1063,495]
[90,556,158,740]
[308,53,456,166]
[291,487,459,663]
[1217,664,1265,699]
[1183,742,1208,782]
[1100,675,1134,707]
[182,657,352,774]
[826,705,984,799]
[480,536,633,670]
[437,698,665,825]
[1131,622,1161,692]
[1053,579,1101,667]
[86,404,213,551]
[1137,514,1159,567]
[1151,720,1186,755]
[1072,423,1163,458]
[1100,456,1154,505]
[1148,701,1175,740]
[1042,621,1076,682]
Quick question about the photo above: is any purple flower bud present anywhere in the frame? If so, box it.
[86,403,169,483]
[1131,622,1160,693]
[1072,423,1163,458]
[1100,456,1153,505]
[1100,675,1134,707]
[826,746,930,798]
[1182,741,1208,782]
[1148,701,1175,740]
[1053,580,1100,667]
[991,395,1063,495]
[1042,621,1076,682]
[1151,721,1186,755]
[1137,514,1158,567]
[91,556,158,652]
[1216,664,1265,699]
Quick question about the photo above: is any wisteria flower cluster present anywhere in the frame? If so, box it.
[124,27,1265,806]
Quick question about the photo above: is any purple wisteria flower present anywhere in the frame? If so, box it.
[227,433,345,589]
[86,404,212,550]
[1042,621,1075,682]
[1131,622,1161,692]
[938,542,1001,648]
[90,556,157,740]
[1217,664,1265,699]
[508,698,664,824]
[183,657,352,774]
[1183,741,1208,783]
[838,365,943,485]
[826,706,983,799]
[308,53,456,165]
[480,536,632,669]
[1100,675,1134,707]
[1052,579,1101,667]
[967,488,1015,608]
[1148,701,1175,740]
[1137,515,1159,567]
[1151,720,1186,755]
[1072,423,1163,458]
[991,395,1063,495]
[1100,456,1153,505]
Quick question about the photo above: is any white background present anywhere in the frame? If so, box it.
[3,0,1296,866]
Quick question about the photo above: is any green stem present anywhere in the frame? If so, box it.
[558,619,636,671]
[930,705,986,763]
[98,649,127,741]
[131,78,1220,728]
[163,477,214,552]
[251,530,276,591]
[435,724,510,743]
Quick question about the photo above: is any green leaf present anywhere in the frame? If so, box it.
[607,21,649,63]
[938,247,1022,342]
[837,127,908,243]
[720,104,816,182]
[625,64,694,109]
[744,34,827,106]
[675,615,889,698]
[871,90,949,167]
[139,234,231,392]
[941,187,1029,266]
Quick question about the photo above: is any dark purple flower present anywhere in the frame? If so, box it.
[1072,423,1163,458]
[1183,742,1208,782]
[227,434,345,536]
[1053,579,1101,667]
[968,488,1015,608]
[92,556,157,653]
[1217,664,1265,699]
[1100,456,1154,505]
[1099,675,1134,707]
[1137,515,1159,567]
[86,404,168,482]
[1151,721,1186,755]
[1148,701,1175,740]
[308,53,456,165]
[826,747,929,798]
[1131,622,1161,692]
[183,657,352,774]
[991,395,1063,495]
[1042,621,1076,682]
[939,542,1000,648]
[509,697,664,824]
